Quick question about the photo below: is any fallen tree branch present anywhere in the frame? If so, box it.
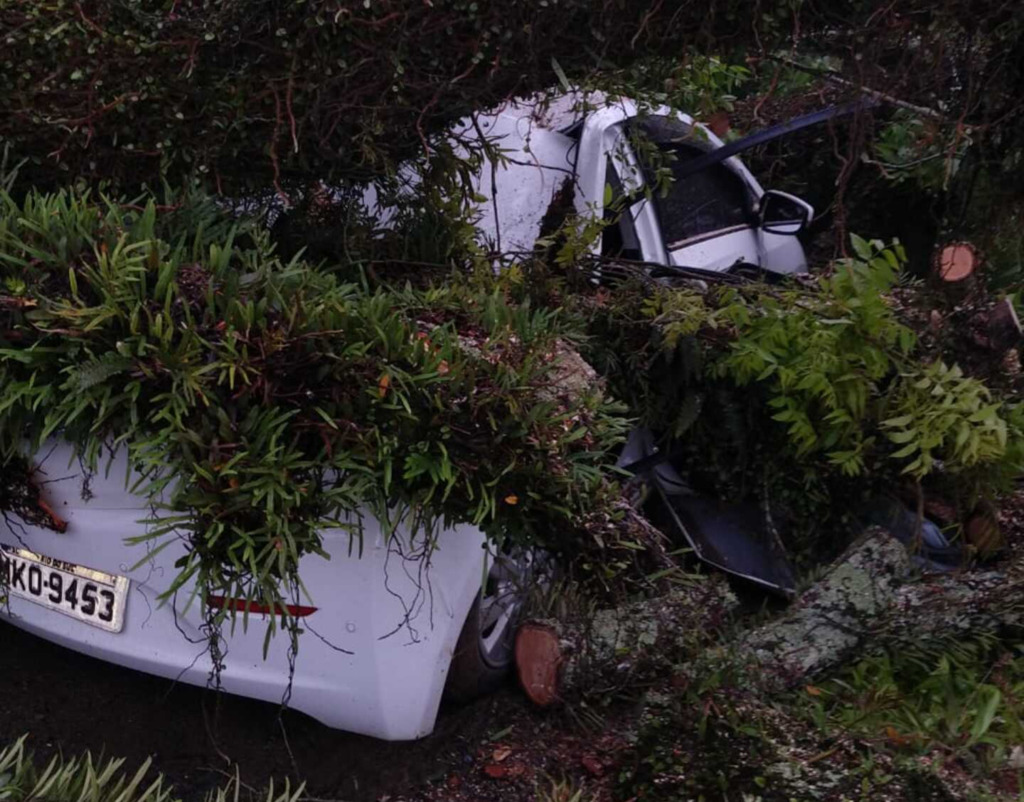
[768,55,961,126]
[728,528,1024,690]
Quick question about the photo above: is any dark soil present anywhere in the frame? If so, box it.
[0,624,631,802]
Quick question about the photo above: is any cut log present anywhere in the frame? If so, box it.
[514,622,565,707]
[515,577,740,706]
[964,499,1003,557]
[934,241,980,282]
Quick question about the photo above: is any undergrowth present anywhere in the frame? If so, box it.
[619,637,1024,801]
[0,736,301,802]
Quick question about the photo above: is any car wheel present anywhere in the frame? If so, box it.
[444,547,534,703]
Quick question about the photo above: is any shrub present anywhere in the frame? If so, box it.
[0,187,630,652]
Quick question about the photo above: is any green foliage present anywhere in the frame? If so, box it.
[868,113,969,193]
[594,51,751,120]
[0,188,630,648]
[882,361,1013,478]
[709,238,916,475]
[557,235,1023,561]
[618,639,1024,801]
[0,735,302,802]
[0,0,793,197]
[597,237,1024,498]
[801,638,1024,777]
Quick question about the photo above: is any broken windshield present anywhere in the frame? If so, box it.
[633,116,755,247]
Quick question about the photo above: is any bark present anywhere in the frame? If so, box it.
[979,296,1023,353]
[515,576,740,706]
[518,527,1024,705]
[729,527,1024,691]
[733,527,912,688]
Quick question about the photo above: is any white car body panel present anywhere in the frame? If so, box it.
[1,443,487,741]
[460,92,810,275]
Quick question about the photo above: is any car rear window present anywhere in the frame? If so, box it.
[633,116,754,246]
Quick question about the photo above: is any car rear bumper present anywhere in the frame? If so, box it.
[2,502,486,741]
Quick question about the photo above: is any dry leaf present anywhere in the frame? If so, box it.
[492,745,512,762]
[378,373,391,398]
[805,685,822,696]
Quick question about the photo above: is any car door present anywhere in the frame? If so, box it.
[601,135,666,264]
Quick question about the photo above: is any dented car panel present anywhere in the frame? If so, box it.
[461,92,811,275]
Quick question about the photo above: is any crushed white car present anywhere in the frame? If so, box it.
[456,91,813,275]
[0,93,813,741]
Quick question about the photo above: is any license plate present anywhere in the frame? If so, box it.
[0,544,129,633]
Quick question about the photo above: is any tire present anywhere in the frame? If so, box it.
[444,547,536,704]
[444,596,513,703]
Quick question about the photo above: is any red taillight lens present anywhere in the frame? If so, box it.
[206,595,317,618]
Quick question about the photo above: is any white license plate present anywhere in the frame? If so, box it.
[1,544,129,632]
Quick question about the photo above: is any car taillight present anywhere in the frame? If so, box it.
[206,595,317,618]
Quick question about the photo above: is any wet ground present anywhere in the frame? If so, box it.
[0,623,533,801]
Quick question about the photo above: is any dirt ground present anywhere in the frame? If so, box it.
[0,624,630,802]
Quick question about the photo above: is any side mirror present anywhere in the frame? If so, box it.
[759,190,814,236]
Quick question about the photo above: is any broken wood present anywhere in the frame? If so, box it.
[36,497,68,533]
[0,296,38,309]
[768,56,959,125]
[515,577,739,706]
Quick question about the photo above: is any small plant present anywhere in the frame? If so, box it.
[535,774,599,802]
[0,736,302,802]
[799,638,1024,784]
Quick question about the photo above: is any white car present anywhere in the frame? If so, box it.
[0,94,813,741]
[455,91,813,276]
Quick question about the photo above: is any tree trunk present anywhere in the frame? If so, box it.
[731,527,1024,690]
[515,577,740,706]
[517,527,1024,705]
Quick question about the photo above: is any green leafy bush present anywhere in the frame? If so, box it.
[0,188,630,648]
[557,235,1023,556]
